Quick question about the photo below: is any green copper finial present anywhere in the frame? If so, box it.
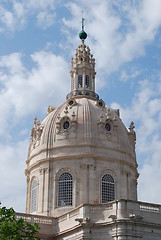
[79,13,87,41]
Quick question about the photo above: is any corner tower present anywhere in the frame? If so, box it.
[25,20,139,217]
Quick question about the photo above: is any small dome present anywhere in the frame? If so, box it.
[79,30,87,40]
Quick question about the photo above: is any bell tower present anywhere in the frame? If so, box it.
[67,18,98,100]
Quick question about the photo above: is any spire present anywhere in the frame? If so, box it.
[79,14,87,43]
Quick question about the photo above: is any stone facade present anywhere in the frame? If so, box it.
[22,27,161,239]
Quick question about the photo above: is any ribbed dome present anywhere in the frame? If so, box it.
[25,34,138,216]
[28,97,137,170]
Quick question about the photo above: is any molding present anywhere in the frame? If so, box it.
[26,155,138,177]
[27,143,135,163]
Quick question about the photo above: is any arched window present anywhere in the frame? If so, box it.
[78,75,82,88]
[85,75,90,88]
[58,172,73,207]
[102,174,115,203]
[30,179,38,213]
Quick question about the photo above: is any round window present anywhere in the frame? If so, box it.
[69,100,74,106]
[98,101,103,107]
[105,123,111,131]
[63,121,70,129]
[97,100,105,108]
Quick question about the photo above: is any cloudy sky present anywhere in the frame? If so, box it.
[1,0,161,212]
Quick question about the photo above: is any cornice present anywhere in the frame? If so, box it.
[27,143,135,163]
[26,153,137,174]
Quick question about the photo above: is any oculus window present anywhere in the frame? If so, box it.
[102,174,115,203]
[63,121,70,130]
[105,123,111,131]
[30,179,38,213]
[58,172,73,207]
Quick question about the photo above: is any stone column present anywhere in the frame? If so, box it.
[39,168,43,213]
[39,167,49,215]
[53,175,56,210]
[43,167,49,215]
[80,164,89,204]
[89,164,96,203]
[25,175,30,213]
[83,68,85,90]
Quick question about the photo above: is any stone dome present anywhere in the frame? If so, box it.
[25,29,138,217]
[28,97,137,172]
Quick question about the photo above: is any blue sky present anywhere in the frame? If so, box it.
[1,0,161,212]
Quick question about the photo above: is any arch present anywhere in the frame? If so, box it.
[101,174,115,203]
[30,178,38,213]
[58,172,73,207]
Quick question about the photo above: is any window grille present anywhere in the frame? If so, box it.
[31,179,38,213]
[78,75,82,88]
[85,75,90,88]
[58,172,73,207]
[102,174,115,203]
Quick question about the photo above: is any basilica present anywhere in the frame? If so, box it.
[17,20,161,239]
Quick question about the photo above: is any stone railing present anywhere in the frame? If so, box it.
[139,202,160,213]
[90,203,113,213]
[15,212,55,225]
[15,200,161,236]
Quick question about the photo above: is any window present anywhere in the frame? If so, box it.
[78,75,82,88]
[30,179,38,213]
[102,174,115,203]
[63,121,70,129]
[58,172,73,207]
[85,75,89,88]
[105,123,111,131]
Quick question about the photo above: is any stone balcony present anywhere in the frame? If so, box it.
[16,200,161,239]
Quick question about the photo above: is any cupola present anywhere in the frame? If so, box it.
[67,18,99,100]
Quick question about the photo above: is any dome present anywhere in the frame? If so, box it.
[28,97,137,171]
[25,27,138,217]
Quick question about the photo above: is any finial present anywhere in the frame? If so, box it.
[79,12,87,42]
[81,11,85,31]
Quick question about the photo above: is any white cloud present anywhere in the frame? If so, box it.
[25,0,55,10]
[120,68,141,82]
[0,51,69,136]
[0,5,15,32]
[0,140,28,212]
[0,0,56,32]
[37,11,56,29]
[111,76,161,203]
